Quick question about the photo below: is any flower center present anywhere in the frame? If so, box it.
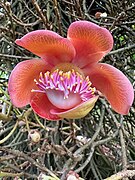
[32,69,96,109]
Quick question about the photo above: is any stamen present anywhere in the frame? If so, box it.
[32,70,96,102]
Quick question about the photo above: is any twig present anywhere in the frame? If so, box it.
[0,113,12,121]
[0,147,59,180]
[1,161,37,178]
[0,172,24,178]
[53,0,63,35]
[75,128,119,173]
[119,116,127,170]
[109,12,126,31]
[0,121,18,144]
[0,53,34,59]
[31,0,49,29]
[104,170,135,180]
[61,105,105,179]
[107,44,135,56]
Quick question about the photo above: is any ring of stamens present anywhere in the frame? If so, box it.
[32,69,96,102]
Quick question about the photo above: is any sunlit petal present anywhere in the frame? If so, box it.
[86,63,134,114]
[30,93,62,120]
[15,30,75,66]
[67,21,113,68]
[46,90,82,109]
[8,59,49,107]
[51,96,99,119]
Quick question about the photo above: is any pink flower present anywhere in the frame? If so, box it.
[8,21,134,120]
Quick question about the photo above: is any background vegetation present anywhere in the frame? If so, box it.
[0,0,135,179]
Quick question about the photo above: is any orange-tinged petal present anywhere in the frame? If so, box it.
[50,96,99,119]
[30,93,62,120]
[8,59,50,107]
[85,63,134,114]
[67,21,113,68]
[15,30,75,66]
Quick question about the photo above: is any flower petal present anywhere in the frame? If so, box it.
[50,96,99,119]
[30,93,61,120]
[46,90,81,109]
[67,21,113,68]
[8,59,50,107]
[86,63,134,114]
[15,30,75,66]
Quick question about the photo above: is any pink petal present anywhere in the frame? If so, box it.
[30,93,62,120]
[50,96,99,119]
[67,21,113,68]
[85,63,134,114]
[8,59,50,107]
[46,90,81,109]
[15,30,75,66]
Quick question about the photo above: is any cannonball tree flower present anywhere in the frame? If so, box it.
[8,21,134,120]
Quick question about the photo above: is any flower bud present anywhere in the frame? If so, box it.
[67,175,78,180]
[95,12,107,19]
[28,130,41,143]
[66,171,79,180]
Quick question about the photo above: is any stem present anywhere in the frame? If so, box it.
[0,121,18,144]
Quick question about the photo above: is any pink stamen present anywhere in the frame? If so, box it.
[32,69,96,101]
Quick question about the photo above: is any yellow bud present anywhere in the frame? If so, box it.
[28,130,41,143]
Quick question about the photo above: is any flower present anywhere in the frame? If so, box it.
[8,21,134,120]
[66,170,79,180]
